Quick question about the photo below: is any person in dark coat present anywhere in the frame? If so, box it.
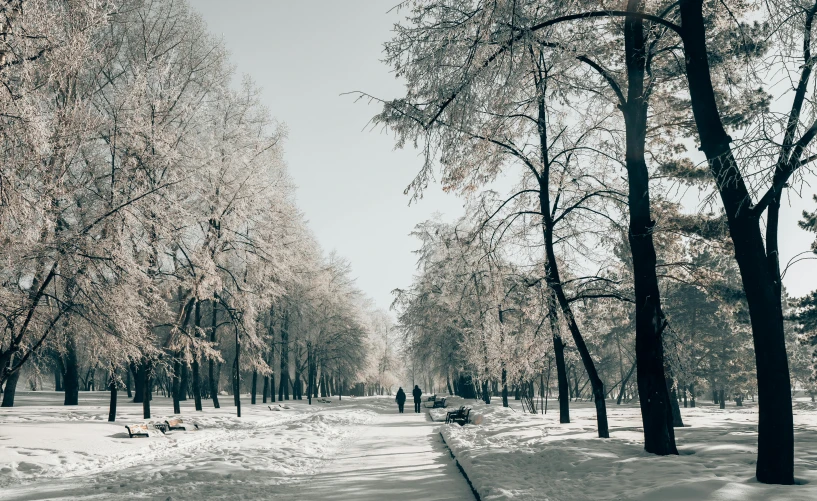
[395,387,406,413]
[412,385,422,413]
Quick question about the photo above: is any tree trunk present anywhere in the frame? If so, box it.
[278,310,290,401]
[108,374,117,422]
[251,370,257,404]
[501,368,509,408]
[63,340,79,406]
[172,357,181,415]
[617,362,636,405]
[54,365,63,392]
[126,369,132,398]
[233,325,241,417]
[209,300,220,409]
[719,389,726,410]
[142,362,152,419]
[131,363,144,403]
[678,0,794,483]
[622,2,676,455]
[263,374,269,403]
[1,360,21,407]
[667,376,684,427]
[270,372,276,403]
[192,301,203,411]
[553,334,570,423]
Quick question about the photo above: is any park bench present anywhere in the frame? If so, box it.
[424,394,446,408]
[125,423,163,438]
[445,406,471,426]
[445,406,465,423]
[165,418,198,431]
[317,398,332,404]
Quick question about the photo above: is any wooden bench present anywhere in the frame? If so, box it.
[165,418,198,431]
[432,397,447,408]
[125,423,161,438]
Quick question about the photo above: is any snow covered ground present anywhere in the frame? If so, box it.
[0,392,473,500]
[7,391,816,501]
[434,396,817,501]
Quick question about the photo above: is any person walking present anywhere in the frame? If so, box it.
[395,387,406,413]
[412,385,422,413]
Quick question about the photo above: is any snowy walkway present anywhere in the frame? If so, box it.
[291,409,476,500]
[1,393,475,500]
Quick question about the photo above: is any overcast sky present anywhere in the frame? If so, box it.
[190,0,817,311]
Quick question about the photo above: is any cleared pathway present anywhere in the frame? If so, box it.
[291,408,476,500]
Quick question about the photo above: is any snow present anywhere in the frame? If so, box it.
[0,392,473,500]
[8,391,816,500]
[436,396,817,501]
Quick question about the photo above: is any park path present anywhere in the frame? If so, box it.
[1,394,475,500]
[289,407,476,500]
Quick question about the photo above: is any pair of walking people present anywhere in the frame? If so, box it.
[395,385,422,413]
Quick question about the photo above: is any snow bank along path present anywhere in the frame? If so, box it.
[0,392,475,500]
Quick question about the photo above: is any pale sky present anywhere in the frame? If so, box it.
[190,0,817,311]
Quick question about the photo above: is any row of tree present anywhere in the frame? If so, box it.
[377,0,817,485]
[0,0,392,420]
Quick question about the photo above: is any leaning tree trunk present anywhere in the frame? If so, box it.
[679,0,793,482]
[1,358,21,407]
[622,3,676,455]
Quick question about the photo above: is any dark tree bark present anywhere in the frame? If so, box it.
[263,374,269,403]
[54,364,63,392]
[233,320,241,418]
[209,300,220,409]
[172,357,181,415]
[678,0,795,483]
[142,361,152,419]
[719,389,726,410]
[251,370,257,404]
[108,374,117,422]
[1,359,21,407]
[126,369,132,398]
[622,1,677,455]
[667,374,684,427]
[270,372,276,403]
[179,363,188,401]
[501,368,509,408]
[63,338,79,406]
[278,310,290,401]
[131,362,144,403]
[553,334,570,423]
[192,301,203,411]
[306,342,313,405]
